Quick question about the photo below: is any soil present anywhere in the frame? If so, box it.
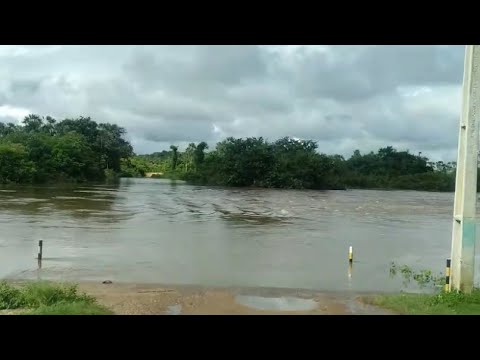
[0,280,395,315]
[75,282,395,315]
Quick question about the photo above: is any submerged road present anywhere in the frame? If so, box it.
[76,282,395,315]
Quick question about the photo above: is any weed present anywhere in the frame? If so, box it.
[0,282,24,309]
[0,281,108,315]
[389,261,445,289]
[368,262,480,314]
[20,282,94,308]
[28,301,113,315]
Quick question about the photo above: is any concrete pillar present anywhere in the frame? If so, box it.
[450,45,480,294]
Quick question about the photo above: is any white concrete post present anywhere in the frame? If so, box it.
[450,45,480,294]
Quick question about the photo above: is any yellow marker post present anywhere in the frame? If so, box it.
[348,246,353,264]
[445,258,451,292]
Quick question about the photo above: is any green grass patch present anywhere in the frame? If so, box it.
[362,262,480,314]
[0,281,112,315]
[363,288,480,315]
[28,301,113,315]
[20,282,95,308]
[0,282,24,309]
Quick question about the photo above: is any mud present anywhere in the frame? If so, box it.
[76,282,395,315]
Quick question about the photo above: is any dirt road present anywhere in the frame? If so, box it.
[77,282,394,315]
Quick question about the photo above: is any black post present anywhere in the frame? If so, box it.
[38,240,43,261]
[445,258,451,292]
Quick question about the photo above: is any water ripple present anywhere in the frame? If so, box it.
[0,178,468,292]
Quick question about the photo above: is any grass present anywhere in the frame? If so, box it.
[0,281,113,315]
[363,289,480,315]
[29,301,114,315]
[361,262,480,314]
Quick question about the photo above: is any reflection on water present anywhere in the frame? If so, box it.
[166,304,182,315]
[0,183,124,223]
[0,178,477,292]
[235,295,318,311]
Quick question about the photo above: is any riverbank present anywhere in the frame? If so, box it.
[145,176,456,193]
[9,280,480,315]
[1,280,394,315]
[361,288,480,315]
[78,282,399,315]
[0,281,113,315]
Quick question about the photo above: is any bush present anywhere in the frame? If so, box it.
[0,281,108,315]
[29,301,113,315]
[0,282,24,309]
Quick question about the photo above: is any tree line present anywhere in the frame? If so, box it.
[0,115,462,192]
[122,136,459,192]
[0,114,133,184]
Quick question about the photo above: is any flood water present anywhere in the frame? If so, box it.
[0,178,478,293]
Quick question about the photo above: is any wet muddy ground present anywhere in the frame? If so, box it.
[77,282,395,315]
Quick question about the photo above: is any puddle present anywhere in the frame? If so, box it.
[235,295,318,312]
[166,304,182,315]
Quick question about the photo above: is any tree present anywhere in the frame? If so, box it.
[170,145,178,170]
[183,143,196,172]
[96,123,133,171]
[0,143,35,183]
[0,115,134,184]
[52,132,101,180]
[22,114,43,133]
[194,141,208,166]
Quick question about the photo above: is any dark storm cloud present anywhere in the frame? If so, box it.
[141,119,216,143]
[284,45,464,102]
[123,45,268,94]
[8,79,43,96]
[0,45,467,161]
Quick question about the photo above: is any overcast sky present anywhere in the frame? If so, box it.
[0,45,467,161]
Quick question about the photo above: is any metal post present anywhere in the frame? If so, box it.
[38,240,43,261]
[445,258,451,292]
[450,45,480,294]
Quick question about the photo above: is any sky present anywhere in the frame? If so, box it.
[0,45,467,161]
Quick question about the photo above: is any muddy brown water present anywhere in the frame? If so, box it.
[0,178,477,294]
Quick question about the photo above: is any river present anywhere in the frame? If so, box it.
[0,178,477,293]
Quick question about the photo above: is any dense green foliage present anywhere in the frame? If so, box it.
[28,301,113,315]
[122,137,460,192]
[0,114,133,184]
[362,262,480,314]
[0,114,463,192]
[363,289,480,315]
[0,281,112,315]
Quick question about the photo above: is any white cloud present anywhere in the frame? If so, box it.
[0,45,468,161]
[0,105,31,122]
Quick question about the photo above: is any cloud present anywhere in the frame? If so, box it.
[0,105,31,123]
[0,45,467,160]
